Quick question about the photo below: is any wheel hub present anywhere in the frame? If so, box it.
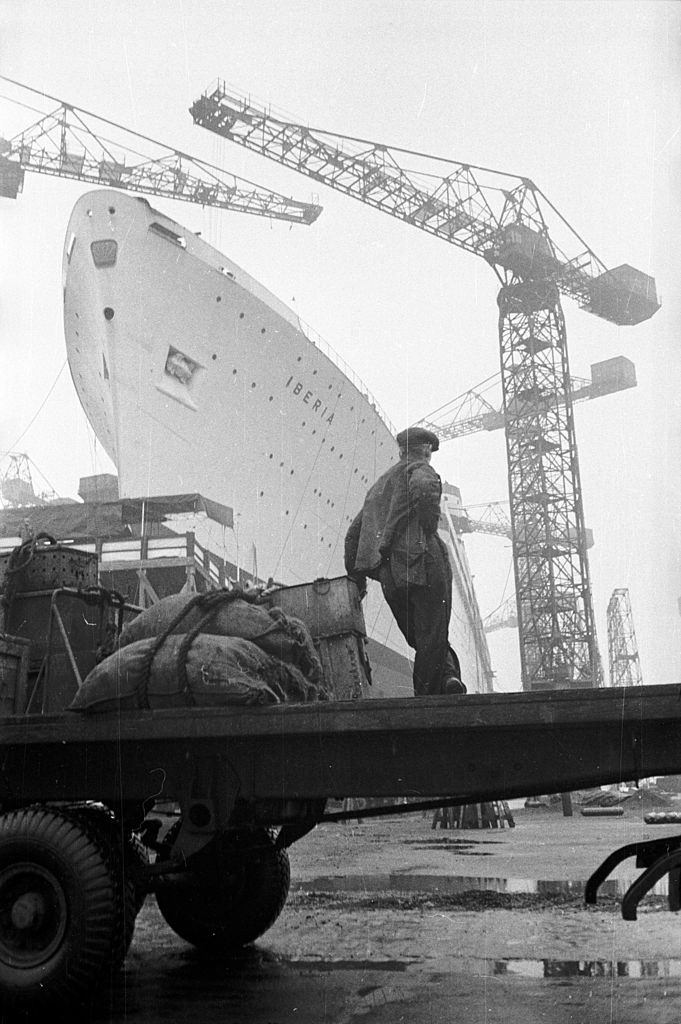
[10,892,46,931]
[0,864,67,967]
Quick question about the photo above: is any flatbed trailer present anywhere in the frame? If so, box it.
[2,684,680,811]
[0,544,679,1012]
[0,683,680,1013]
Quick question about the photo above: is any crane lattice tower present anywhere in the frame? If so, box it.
[607,588,643,687]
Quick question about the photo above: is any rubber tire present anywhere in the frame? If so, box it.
[66,803,144,927]
[156,825,290,950]
[0,806,131,1013]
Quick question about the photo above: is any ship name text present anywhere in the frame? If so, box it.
[285,376,335,424]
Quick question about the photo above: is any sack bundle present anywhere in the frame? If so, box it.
[70,588,328,714]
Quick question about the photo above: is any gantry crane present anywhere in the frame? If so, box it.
[0,453,57,508]
[0,77,320,224]
[607,588,643,687]
[190,83,660,691]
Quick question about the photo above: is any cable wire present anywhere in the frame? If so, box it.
[6,360,68,452]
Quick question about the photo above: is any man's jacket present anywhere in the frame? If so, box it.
[344,457,443,589]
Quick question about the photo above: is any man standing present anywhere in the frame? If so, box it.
[344,426,466,696]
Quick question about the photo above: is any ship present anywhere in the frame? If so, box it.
[62,189,493,696]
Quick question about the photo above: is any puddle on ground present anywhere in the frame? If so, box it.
[402,837,501,846]
[286,959,408,973]
[293,874,668,896]
[493,958,681,978]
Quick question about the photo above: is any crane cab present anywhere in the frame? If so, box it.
[488,223,560,278]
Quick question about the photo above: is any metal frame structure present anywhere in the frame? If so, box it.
[607,587,643,687]
[498,277,599,687]
[190,83,660,689]
[0,77,321,224]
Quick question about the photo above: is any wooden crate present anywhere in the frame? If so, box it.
[316,632,371,700]
[267,576,366,640]
[0,634,30,716]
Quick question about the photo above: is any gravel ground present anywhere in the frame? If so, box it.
[91,804,681,1024]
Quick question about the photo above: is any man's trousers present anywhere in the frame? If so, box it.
[379,534,461,696]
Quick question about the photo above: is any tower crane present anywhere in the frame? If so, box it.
[447,500,512,540]
[483,596,518,634]
[0,77,320,224]
[419,357,636,442]
[190,83,660,691]
[607,588,643,687]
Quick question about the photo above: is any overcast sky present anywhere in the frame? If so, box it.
[1,0,679,690]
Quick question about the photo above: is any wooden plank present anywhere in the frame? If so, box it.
[0,685,678,811]
[0,684,676,743]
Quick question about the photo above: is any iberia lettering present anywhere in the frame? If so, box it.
[285,375,335,424]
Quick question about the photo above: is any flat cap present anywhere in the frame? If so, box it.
[395,426,440,452]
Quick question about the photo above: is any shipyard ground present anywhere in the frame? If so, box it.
[99,805,681,1024]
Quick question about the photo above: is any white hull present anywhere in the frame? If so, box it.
[63,190,493,694]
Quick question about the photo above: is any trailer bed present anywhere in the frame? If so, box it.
[1,683,679,808]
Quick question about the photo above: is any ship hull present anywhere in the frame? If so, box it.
[63,190,493,695]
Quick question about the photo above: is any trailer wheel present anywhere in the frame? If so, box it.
[156,825,290,950]
[67,803,147,919]
[0,806,131,1012]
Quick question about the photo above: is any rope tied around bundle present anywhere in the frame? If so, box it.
[134,585,279,708]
